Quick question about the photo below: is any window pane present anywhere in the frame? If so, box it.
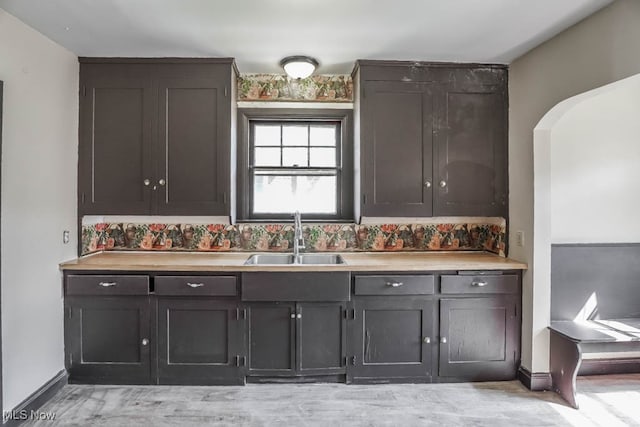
[254,147,281,166]
[310,147,336,167]
[253,175,337,214]
[282,126,308,146]
[254,125,281,146]
[282,147,308,167]
[310,126,336,146]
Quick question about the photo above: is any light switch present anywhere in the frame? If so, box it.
[515,231,524,247]
[63,230,70,244]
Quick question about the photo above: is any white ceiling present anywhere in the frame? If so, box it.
[0,0,613,74]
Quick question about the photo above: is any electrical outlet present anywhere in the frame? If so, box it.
[63,230,70,244]
[515,231,524,247]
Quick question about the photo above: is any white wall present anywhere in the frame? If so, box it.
[509,0,640,373]
[0,10,78,411]
[531,74,640,375]
[550,76,640,242]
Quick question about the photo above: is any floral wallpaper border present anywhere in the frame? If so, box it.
[238,74,353,102]
[82,220,506,257]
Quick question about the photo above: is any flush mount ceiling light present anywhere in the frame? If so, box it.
[280,56,319,79]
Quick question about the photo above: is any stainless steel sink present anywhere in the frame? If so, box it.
[244,254,294,265]
[294,254,346,265]
[244,254,346,265]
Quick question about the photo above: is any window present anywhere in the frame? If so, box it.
[238,109,353,220]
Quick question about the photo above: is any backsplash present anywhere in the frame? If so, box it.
[237,74,353,102]
[81,219,506,256]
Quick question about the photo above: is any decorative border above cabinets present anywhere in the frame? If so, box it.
[81,218,506,257]
[237,74,353,102]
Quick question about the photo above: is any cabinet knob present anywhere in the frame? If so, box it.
[471,281,488,287]
[424,337,431,344]
[187,282,204,288]
[441,337,447,344]
[386,282,404,287]
[290,313,296,319]
[439,180,447,188]
[296,313,302,319]
[158,179,166,186]
[424,180,432,188]
[143,179,151,186]
[98,282,116,287]
[142,338,149,346]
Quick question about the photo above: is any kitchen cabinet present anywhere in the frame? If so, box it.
[246,303,296,375]
[64,273,245,385]
[78,59,237,216]
[64,275,152,384]
[438,274,520,380]
[155,275,244,385]
[241,272,349,378]
[359,80,434,216]
[348,275,435,383]
[433,82,507,216]
[157,299,244,385]
[354,60,508,218]
[349,273,519,383]
[62,268,521,385]
[348,297,434,383]
[246,302,347,378]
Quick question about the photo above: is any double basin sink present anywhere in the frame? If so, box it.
[244,254,346,265]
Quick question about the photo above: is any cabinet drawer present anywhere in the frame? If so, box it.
[155,276,237,296]
[66,275,149,296]
[440,274,518,294]
[354,275,435,295]
[241,272,350,302]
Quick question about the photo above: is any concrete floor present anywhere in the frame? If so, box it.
[24,375,640,426]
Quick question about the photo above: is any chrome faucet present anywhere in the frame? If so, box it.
[293,210,305,263]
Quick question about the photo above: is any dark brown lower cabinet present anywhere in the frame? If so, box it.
[298,303,347,375]
[247,302,347,377]
[156,298,245,385]
[65,296,152,384]
[439,296,519,380]
[348,297,434,383]
[63,270,521,385]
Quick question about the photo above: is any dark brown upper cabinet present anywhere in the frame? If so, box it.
[359,80,434,217]
[433,81,508,217]
[78,59,237,216]
[353,61,508,218]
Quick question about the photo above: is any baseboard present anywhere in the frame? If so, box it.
[3,369,67,426]
[517,366,552,391]
[579,358,640,376]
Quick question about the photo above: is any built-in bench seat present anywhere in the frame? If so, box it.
[548,318,640,408]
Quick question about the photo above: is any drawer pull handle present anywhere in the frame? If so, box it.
[98,282,116,287]
[471,281,488,287]
[187,283,205,288]
[386,282,404,287]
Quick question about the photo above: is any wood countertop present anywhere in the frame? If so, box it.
[59,251,527,272]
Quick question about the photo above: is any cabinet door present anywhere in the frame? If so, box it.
[361,81,434,216]
[65,296,151,384]
[247,303,296,376]
[156,77,230,215]
[439,296,518,380]
[348,297,434,382]
[79,71,154,214]
[157,299,244,385]
[433,83,507,217]
[297,303,346,375]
